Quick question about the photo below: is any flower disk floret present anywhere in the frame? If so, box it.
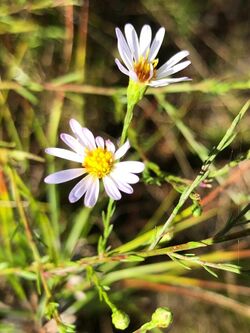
[44,119,145,207]
[115,23,191,87]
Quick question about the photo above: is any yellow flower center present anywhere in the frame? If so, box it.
[133,54,158,83]
[83,147,114,179]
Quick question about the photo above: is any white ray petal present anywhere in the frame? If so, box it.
[84,177,99,207]
[139,25,152,56]
[149,77,191,87]
[82,127,96,150]
[95,136,105,148]
[148,27,165,61]
[125,24,139,61]
[112,168,139,184]
[117,42,134,71]
[115,28,133,69]
[60,133,83,155]
[124,173,139,184]
[44,168,86,184]
[148,63,154,81]
[115,58,130,76]
[149,81,169,87]
[114,140,130,160]
[45,148,83,163]
[157,50,190,74]
[69,118,82,133]
[110,174,133,194]
[68,124,95,151]
[115,161,145,173]
[156,60,191,80]
[69,119,87,147]
[129,70,139,82]
[105,139,116,153]
[68,174,93,203]
[103,176,122,200]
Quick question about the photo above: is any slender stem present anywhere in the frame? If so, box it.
[87,266,116,311]
[149,101,249,249]
[99,100,134,253]
[121,79,147,144]
[99,81,146,253]
[98,199,115,255]
[120,102,135,145]
[148,170,210,250]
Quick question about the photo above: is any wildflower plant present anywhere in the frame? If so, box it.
[0,5,250,333]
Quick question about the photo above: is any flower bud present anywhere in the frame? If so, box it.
[111,310,130,330]
[151,307,173,328]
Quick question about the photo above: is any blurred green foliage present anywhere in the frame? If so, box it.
[0,1,249,332]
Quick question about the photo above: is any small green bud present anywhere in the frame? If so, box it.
[111,310,130,330]
[192,203,202,217]
[151,307,173,328]
[45,302,59,320]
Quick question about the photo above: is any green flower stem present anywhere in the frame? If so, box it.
[148,100,249,250]
[120,79,147,145]
[98,199,115,255]
[87,266,130,330]
[99,80,147,254]
[87,266,115,310]
[120,102,135,145]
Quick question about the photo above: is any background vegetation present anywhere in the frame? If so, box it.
[0,0,249,332]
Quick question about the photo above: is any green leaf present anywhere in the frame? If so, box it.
[17,271,37,280]
[202,265,218,278]
[122,255,145,262]
[168,254,191,270]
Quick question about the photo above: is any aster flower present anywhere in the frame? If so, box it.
[115,23,191,87]
[44,119,145,207]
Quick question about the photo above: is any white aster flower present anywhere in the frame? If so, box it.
[44,119,145,208]
[115,23,191,87]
